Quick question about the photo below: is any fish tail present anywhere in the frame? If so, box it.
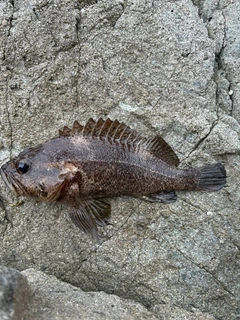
[196,163,226,191]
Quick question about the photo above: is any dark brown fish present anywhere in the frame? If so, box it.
[0,118,226,241]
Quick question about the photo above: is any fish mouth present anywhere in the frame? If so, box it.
[0,166,23,196]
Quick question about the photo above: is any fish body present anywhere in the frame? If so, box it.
[0,118,226,241]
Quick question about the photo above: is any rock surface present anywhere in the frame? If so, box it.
[22,268,159,320]
[21,268,218,320]
[0,266,29,320]
[0,0,239,319]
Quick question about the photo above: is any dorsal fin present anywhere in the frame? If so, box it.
[59,125,72,137]
[72,120,84,134]
[59,118,179,167]
[142,135,179,167]
[59,121,84,137]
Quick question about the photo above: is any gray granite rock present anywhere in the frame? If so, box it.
[22,268,218,320]
[0,1,239,320]
[22,268,159,320]
[194,0,240,123]
[0,266,29,320]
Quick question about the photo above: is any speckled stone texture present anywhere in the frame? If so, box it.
[0,1,239,319]
[22,268,160,320]
[0,266,29,320]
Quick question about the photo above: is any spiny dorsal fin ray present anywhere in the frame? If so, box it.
[94,118,113,139]
[82,118,96,136]
[60,118,179,167]
[59,121,84,137]
[62,126,71,137]
[73,120,84,134]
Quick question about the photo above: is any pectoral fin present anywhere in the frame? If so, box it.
[69,199,111,241]
[85,199,111,227]
[142,190,177,204]
[69,206,100,242]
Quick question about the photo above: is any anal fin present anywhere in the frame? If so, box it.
[142,190,177,204]
[69,199,111,242]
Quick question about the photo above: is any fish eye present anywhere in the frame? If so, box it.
[17,161,30,174]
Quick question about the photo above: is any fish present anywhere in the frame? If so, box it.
[0,118,226,241]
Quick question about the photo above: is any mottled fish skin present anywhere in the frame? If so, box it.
[0,118,226,241]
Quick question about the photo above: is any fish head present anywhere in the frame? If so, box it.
[0,143,69,203]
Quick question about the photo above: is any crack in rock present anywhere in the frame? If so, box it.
[183,118,219,160]
[174,247,235,297]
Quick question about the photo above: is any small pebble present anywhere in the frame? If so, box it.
[207,211,214,216]
[2,19,8,26]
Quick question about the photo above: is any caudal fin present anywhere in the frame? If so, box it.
[198,163,226,191]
